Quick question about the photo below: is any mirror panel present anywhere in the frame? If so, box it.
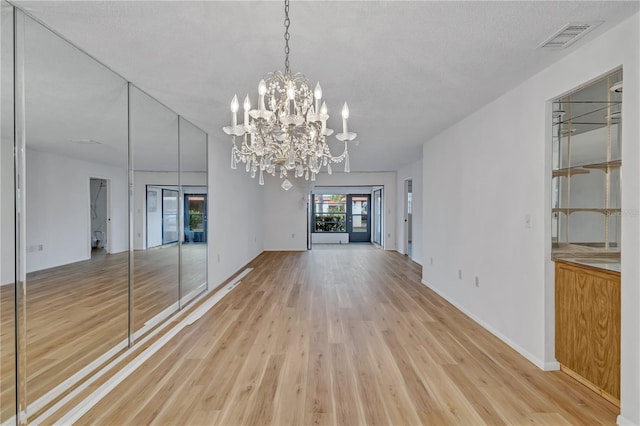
[1,1,16,422]
[23,13,129,409]
[130,86,180,337]
[179,117,208,304]
[2,7,210,420]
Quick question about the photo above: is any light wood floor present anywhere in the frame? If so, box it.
[69,246,618,425]
[0,243,206,423]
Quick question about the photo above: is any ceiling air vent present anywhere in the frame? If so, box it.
[538,21,603,49]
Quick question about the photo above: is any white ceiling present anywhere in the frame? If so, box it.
[13,0,640,173]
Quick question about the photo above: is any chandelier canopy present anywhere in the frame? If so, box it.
[223,0,356,190]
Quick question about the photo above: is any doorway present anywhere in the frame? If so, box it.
[404,179,413,257]
[89,178,109,256]
[347,194,371,243]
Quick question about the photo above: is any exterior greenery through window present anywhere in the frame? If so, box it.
[314,194,346,232]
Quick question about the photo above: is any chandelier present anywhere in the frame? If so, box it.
[223,0,356,190]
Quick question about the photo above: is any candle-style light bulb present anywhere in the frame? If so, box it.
[314,82,322,114]
[320,102,328,133]
[341,102,349,119]
[341,102,349,134]
[230,94,239,127]
[287,81,296,116]
[258,79,267,112]
[230,95,239,112]
[287,81,295,100]
[243,94,250,128]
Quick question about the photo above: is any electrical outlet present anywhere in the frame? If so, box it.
[525,214,532,228]
[291,233,295,239]
[458,269,462,280]
[430,257,434,265]
[217,254,220,262]
[475,276,479,287]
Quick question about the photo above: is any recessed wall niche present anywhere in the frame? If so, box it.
[551,68,622,263]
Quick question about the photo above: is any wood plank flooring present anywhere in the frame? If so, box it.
[65,246,618,425]
[0,243,207,423]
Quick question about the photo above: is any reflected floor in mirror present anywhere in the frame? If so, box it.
[70,247,616,425]
[0,243,206,412]
[0,283,16,423]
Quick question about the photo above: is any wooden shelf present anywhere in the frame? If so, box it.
[553,160,621,178]
[552,168,590,178]
[553,208,621,215]
[582,160,622,171]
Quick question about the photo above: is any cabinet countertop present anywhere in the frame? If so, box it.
[555,257,621,273]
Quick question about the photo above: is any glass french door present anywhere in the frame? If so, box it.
[347,194,371,242]
[184,194,207,243]
[373,189,382,245]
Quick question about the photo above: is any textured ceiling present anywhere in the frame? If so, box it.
[13,0,640,172]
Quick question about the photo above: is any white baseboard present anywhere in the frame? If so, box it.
[616,414,639,426]
[422,279,549,371]
[544,360,560,371]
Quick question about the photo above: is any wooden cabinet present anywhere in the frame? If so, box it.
[555,260,620,404]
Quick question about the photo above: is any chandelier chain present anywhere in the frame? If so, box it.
[284,0,290,74]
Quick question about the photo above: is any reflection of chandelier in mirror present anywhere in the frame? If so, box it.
[223,0,356,191]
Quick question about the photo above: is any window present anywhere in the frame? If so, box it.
[313,194,346,232]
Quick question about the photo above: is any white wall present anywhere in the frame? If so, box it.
[396,159,423,264]
[207,138,264,287]
[25,149,128,273]
[263,174,308,250]
[262,171,397,251]
[422,13,639,425]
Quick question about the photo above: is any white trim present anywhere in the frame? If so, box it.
[28,340,128,416]
[616,414,638,426]
[422,279,550,371]
[30,268,251,425]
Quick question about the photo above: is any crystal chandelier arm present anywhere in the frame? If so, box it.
[223,0,355,187]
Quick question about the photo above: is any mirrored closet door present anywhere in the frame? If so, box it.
[2,5,210,422]
[22,11,130,411]
[130,86,180,338]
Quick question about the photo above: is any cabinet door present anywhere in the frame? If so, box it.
[555,261,620,400]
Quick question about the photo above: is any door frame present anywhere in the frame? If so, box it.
[347,194,371,243]
[403,179,412,255]
[88,177,111,256]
